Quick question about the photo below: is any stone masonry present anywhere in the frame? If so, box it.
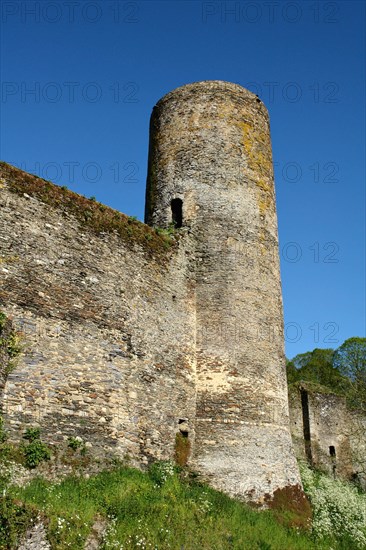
[146,81,301,502]
[289,384,366,488]
[0,81,304,505]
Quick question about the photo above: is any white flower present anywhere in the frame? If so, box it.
[299,461,366,548]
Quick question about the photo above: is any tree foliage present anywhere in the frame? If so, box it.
[287,348,348,393]
[333,337,366,410]
[287,338,366,410]
[333,337,366,382]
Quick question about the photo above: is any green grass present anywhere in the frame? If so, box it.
[1,464,338,550]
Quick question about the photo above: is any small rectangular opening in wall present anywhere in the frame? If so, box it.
[180,431,189,438]
[178,418,187,424]
[171,198,183,228]
[329,445,336,457]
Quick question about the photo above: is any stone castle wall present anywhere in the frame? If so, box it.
[0,163,197,465]
[289,384,366,487]
[0,81,306,505]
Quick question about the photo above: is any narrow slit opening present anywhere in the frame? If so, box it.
[171,198,183,228]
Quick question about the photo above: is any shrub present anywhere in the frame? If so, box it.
[24,440,51,469]
[0,311,6,331]
[6,333,22,359]
[23,427,40,443]
[22,427,51,468]
[0,495,36,549]
[0,416,7,443]
[0,310,22,376]
[299,461,366,548]
[67,436,84,451]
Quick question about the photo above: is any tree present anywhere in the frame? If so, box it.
[289,348,348,393]
[333,337,366,410]
[333,337,366,381]
[286,358,300,385]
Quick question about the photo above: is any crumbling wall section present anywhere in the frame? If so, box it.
[288,384,365,483]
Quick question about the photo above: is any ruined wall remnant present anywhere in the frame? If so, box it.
[289,384,365,486]
[0,81,306,506]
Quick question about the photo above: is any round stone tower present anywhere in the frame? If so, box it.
[145,81,303,504]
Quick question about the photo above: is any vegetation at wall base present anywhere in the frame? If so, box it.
[0,495,38,550]
[299,461,366,548]
[1,458,365,550]
[0,424,51,472]
[0,311,22,378]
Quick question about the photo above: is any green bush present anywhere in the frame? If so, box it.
[21,427,51,468]
[23,427,41,443]
[24,439,51,469]
[0,495,36,549]
[6,333,22,359]
[0,310,22,376]
[67,436,84,451]
[0,311,6,331]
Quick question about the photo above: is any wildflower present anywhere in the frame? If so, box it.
[299,461,366,548]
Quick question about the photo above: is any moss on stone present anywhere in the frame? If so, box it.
[0,162,176,261]
[0,310,22,377]
[174,432,191,467]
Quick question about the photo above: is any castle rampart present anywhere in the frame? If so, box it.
[0,81,305,505]
[0,162,197,466]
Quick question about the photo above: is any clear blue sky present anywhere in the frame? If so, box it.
[1,0,365,358]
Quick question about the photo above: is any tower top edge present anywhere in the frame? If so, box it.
[154,80,269,116]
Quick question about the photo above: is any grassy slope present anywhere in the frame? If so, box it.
[1,464,334,550]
